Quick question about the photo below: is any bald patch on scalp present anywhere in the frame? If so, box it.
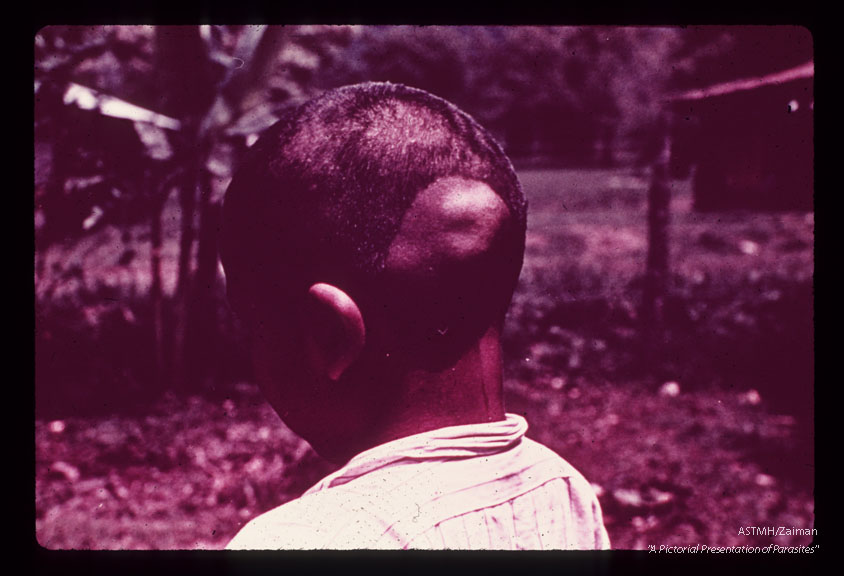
[385,178,511,275]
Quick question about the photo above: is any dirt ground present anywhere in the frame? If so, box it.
[34,168,816,551]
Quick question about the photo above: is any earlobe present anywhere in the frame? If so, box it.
[304,283,366,381]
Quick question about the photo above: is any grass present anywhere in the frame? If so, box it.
[34,167,815,550]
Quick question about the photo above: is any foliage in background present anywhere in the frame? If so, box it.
[34,25,813,417]
[35,25,356,413]
[319,26,688,164]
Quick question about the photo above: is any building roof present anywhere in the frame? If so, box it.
[665,61,814,102]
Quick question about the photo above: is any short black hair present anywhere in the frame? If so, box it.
[220,82,526,367]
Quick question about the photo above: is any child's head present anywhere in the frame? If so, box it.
[220,82,527,459]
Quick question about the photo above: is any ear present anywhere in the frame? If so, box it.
[303,283,366,382]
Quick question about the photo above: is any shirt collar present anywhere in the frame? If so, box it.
[305,414,528,493]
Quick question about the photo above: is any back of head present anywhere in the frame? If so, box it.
[220,82,527,371]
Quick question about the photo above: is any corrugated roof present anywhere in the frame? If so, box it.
[666,61,814,102]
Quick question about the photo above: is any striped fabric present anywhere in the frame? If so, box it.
[226,414,610,550]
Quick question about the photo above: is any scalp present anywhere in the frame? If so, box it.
[220,82,527,367]
[385,178,512,275]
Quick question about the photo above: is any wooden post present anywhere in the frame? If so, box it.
[150,174,168,389]
[643,111,672,342]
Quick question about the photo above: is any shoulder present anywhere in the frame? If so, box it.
[522,437,600,498]
[225,494,327,550]
[518,437,611,548]
[518,437,592,483]
[225,489,399,550]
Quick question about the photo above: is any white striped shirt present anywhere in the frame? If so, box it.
[226,414,610,550]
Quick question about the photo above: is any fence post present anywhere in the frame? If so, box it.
[643,111,672,346]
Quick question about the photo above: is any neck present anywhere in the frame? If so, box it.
[367,325,506,449]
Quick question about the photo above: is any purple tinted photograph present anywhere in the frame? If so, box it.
[35,25,814,551]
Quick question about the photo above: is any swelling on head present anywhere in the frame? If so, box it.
[219,82,527,373]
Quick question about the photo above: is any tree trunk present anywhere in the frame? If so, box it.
[154,26,216,391]
[186,167,221,390]
[171,149,199,390]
